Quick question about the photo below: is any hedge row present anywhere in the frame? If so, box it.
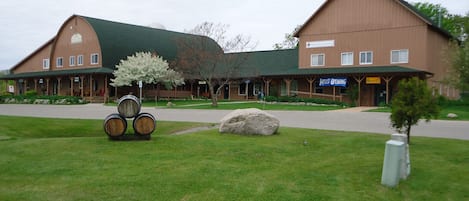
[263,96,347,106]
[0,95,85,105]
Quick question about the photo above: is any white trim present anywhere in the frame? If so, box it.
[77,55,84,66]
[359,51,373,65]
[310,53,325,66]
[341,52,353,66]
[91,53,99,65]
[56,57,63,68]
[69,56,76,67]
[390,49,409,64]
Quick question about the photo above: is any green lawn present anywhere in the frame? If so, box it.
[0,116,468,200]
[366,105,469,120]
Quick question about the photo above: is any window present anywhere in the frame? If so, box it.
[341,52,353,66]
[311,54,325,66]
[359,51,373,65]
[238,83,247,95]
[391,49,409,64]
[77,55,83,66]
[56,57,63,67]
[70,56,76,66]
[43,59,50,69]
[91,53,99,65]
[315,81,323,93]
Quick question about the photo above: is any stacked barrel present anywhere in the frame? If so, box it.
[103,95,156,140]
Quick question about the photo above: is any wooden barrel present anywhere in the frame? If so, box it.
[117,95,141,118]
[103,113,127,137]
[133,113,156,135]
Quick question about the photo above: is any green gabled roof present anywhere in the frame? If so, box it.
[0,68,114,79]
[233,48,429,77]
[232,48,299,77]
[81,16,223,69]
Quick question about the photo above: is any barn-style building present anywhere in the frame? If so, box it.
[1,0,458,106]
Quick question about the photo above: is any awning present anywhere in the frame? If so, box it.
[0,67,114,79]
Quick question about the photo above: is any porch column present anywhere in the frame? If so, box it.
[245,81,249,100]
[284,79,292,96]
[383,76,394,105]
[34,79,38,92]
[353,76,365,107]
[70,77,74,96]
[333,86,336,101]
[13,80,18,95]
[263,78,272,96]
[4,80,8,94]
[80,76,85,97]
[57,78,61,96]
[307,77,316,98]
[115,86,118,99]
[104,75,108,103]
[89,75,93,98]
[45,78,50,96]
[23,80,28,95]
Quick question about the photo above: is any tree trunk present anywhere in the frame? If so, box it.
[208,83,218,107]
[406,125,411,144]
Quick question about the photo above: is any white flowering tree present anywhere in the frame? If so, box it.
[111,52,184,89]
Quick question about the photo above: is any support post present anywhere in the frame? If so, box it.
[307,77,316,98]
[353,76,365,106]
[34,79,38,93]
[46,78,50,96]
[80,76,85,97]
[104,75,108,103]
[263,78,272,97]
[23,80,28,95]
[57,78,61,96]
[89,75,93,98]
[383,76,393,105]
[284,79,292,96]
[70,77,74,96]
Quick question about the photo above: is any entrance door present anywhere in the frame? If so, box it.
[223,85,229,99]
[374,85,387,106]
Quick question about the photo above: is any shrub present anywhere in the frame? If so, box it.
[25,90,38,96]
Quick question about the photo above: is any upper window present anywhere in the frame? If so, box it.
[311,54,325,66]
[359,51,373,65]
[341,52,354,66]
[77,55,84,66]
[391,49,409,64]
[43,59,50,69]
[56,57,63,68]
[91,53,99,65]
[70,56,76,66]
[71,33,82,44]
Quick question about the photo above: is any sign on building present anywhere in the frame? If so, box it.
[319,78,347,87]
[8,85,14,93]
[366,77,382,84]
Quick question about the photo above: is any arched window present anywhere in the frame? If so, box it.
[71,33,82,44]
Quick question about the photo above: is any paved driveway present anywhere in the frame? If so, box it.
[0,104,468,140]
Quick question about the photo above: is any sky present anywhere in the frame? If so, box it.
[0,0,468,71]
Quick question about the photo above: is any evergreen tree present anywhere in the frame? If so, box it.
[390,77,440,144]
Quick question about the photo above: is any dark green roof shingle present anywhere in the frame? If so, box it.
[81,16,223,69]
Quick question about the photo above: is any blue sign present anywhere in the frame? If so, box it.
[319,78,347,87]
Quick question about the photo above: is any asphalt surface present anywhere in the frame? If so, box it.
[0,104,468,140]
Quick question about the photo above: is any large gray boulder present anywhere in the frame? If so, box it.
[219,108,280,135]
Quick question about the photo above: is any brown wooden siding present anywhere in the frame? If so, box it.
[300,0,424,35]
[51,16,102,70]
[298,25,428,69]
[13,42,53,74]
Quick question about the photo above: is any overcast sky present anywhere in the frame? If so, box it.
[0,0,467,70]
